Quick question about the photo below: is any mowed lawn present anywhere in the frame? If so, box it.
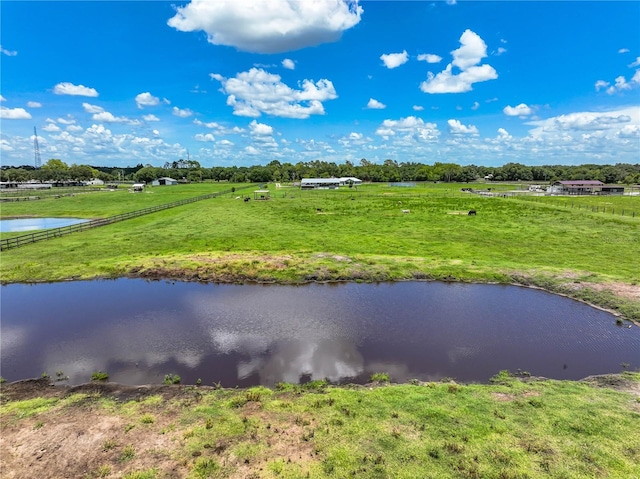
[1,183,638,289]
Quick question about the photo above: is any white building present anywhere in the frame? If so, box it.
[300,177,362,189]
[151,177,178,186]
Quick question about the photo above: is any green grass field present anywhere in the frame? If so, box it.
[1,182,639,319]
[2,184,639,478]
[1,373,639,478]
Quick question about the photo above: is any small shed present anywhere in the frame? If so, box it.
[254,189,270,200]
[131,183,145,192]
[152,177,178,186]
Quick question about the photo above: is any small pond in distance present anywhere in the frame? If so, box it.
[1,280,638,387]
[0,217,90,232]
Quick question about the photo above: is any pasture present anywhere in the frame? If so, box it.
[1,182,638,319]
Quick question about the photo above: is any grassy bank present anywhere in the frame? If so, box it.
[1,373,639,478]
[1,182,638,320]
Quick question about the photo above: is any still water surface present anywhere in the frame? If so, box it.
[0,217,89,232]
[1,280,638,386]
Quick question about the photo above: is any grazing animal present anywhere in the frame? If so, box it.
[244,197,250,202]
[316,208,323,212]
[468,210,477,215]
[401,209,410,214]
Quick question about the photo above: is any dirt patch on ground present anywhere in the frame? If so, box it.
[313,253,353,262]
[1,378,191,403]
[0,381,320,479]
[581,374,640,396]
[585,282,640,301]
[491,391,542,402]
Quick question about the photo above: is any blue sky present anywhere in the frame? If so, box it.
[1,0,639,168]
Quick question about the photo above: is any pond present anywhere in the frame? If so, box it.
[1,280,638,387]
[0,217,89,233]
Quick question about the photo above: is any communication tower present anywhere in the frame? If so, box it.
[33,126,42,168]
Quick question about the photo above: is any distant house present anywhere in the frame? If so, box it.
[151,177,178,186]
[548,180,604,195]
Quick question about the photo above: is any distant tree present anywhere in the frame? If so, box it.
[41,159,71,181]
[68,164,97,181]
[133,166,164,183]
[187,170,202,183]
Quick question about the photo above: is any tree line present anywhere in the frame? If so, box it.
[2,159,639,185]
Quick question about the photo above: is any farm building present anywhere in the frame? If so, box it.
[548,180,604,195]
[547,180,626,195]
[599,185,625,195]
[151,177,178,186]
[301,178,341,189]
[300,177,362,189]
[339,177,362,186]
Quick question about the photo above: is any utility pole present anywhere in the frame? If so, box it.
[33,126,42,168]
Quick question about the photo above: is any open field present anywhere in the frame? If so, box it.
[1,372,639,479]
[2,184,639,478]
[1,182,639,320]
[511,194,639,217]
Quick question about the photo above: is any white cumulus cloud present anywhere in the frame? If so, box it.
[497,127,510,138]
[211,67,337,119]
[91,111,140,125]
[412,105,424,111]
[282,58,295,70]
[375,116,440,142]
[143,114,160,122]
[135,92,161,108]
[366,98,386,109]
[380,50,408,69]
[448,119,479,135]
[417,53,442,63]
[503,103,533,117]
[249,119,274,136]
[0,106,32,119]
[420,30,497,94]
[167,0,363,54]
[82,102,105,114]
[596,60,640,94]
[195,133,216,142]
[42,123,61,132]
[526,107,639,141]
[172,107,194,118]
[27,101,42,108]
[53,82,99,97]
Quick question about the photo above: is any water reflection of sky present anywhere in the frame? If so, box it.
[1,280,638,386]
[0,217,89,232]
